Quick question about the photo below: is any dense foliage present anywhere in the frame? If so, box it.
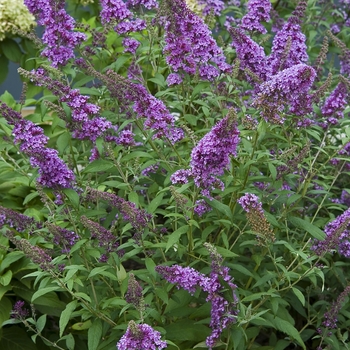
[1,0,350,349]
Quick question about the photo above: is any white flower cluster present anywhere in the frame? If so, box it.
[0,0,36,41]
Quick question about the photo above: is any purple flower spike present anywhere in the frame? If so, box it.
[240,0,272,34]
[117,321,167,350]
[156,244,238,349]
[2,103,75,189]
[312,208,350,258]
[171,111,240,198]
[321,82,349,123]
[100,0,132,23]
[198,0,225,16]
[254,63,316,124]
[24,0,86,67]
[267,1,308,74]
[162,0,230,83]
[229,27,270,86]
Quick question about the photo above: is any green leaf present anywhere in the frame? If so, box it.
[71,319,92,330]
[88,319,102,350]
[267,315,306,350]
[88,266,109,279]
[208,199,233,221]
[36,314,47,333]
[289,216,325,240]
[145,257,157,278]
[23,192,39,205]
[0,270,12,287]
[31,287,60,303]
[0,326,38,350]
[62,188,80,208]
[59,300,77,338]
[0,252,24,273]
[57,132,71,153]
[148,192,164,214]
[268,163,277,180]
[0,297,12,328]
[292,287,305,306]
[166,225,189,252]
[83,159,114,173]
[0,39,22,62]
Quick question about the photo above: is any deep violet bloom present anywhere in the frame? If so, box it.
[321,82,349,122]
[229,27,270,86]
[117,321,167,350]
[94,69,184,143]
[267,1,308,75]
[238,193,274,242]
[0,206,41,233]
[24,0,86,67]
[126,0,158,9]
[240,0,272,34]
[162,0,231,83]
[11,301,29,320]
[311,208,350,258]
[198,0,225,16]
[122,37,140,54]
[156,243,238,349]
[20,68,122,152]
[115,18,147,34]
[100,0,132,23]
[171,111,240,197]
[323,286,350,329]
[1,103,75,189]
[253,64,316,124]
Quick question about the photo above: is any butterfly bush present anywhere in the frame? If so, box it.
[117,321,167,350]
[1,103,75,188]
[24,0,86,66]
[2,0,350,349]
[156,243,238,349]
[240,0,271,34]
[161,0,231,84]
[171,109,240,197]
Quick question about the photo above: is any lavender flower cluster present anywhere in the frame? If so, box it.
[24,0,86,66]
[0,206,41,233]
[311,208,350,258]
[161,0,231,85]
[171,111,240,198]
[1,103,75,189]
[240,0,271,34]
[156,243,238,349]
[86,188,152,233]
[117,320,167,350]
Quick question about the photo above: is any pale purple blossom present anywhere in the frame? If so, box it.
[123,38,140,54]
[24,0,86,67]
[229,27,270,86]
[115,19,147,34]
[162,0,231,83]
[166,73,183,86]
[100,0,132,23]
[321,82,349,123]
[156,244,237,349]
[267,1,308,75]
[198,0,225,16]
[2,103,75,189]
[171,113,240,197]
[117,321,167,350]
[126,0,158,9]
[253,64,316,124]
[312,208,350,258]
[240,0,272,34]
[323,286,350,329]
